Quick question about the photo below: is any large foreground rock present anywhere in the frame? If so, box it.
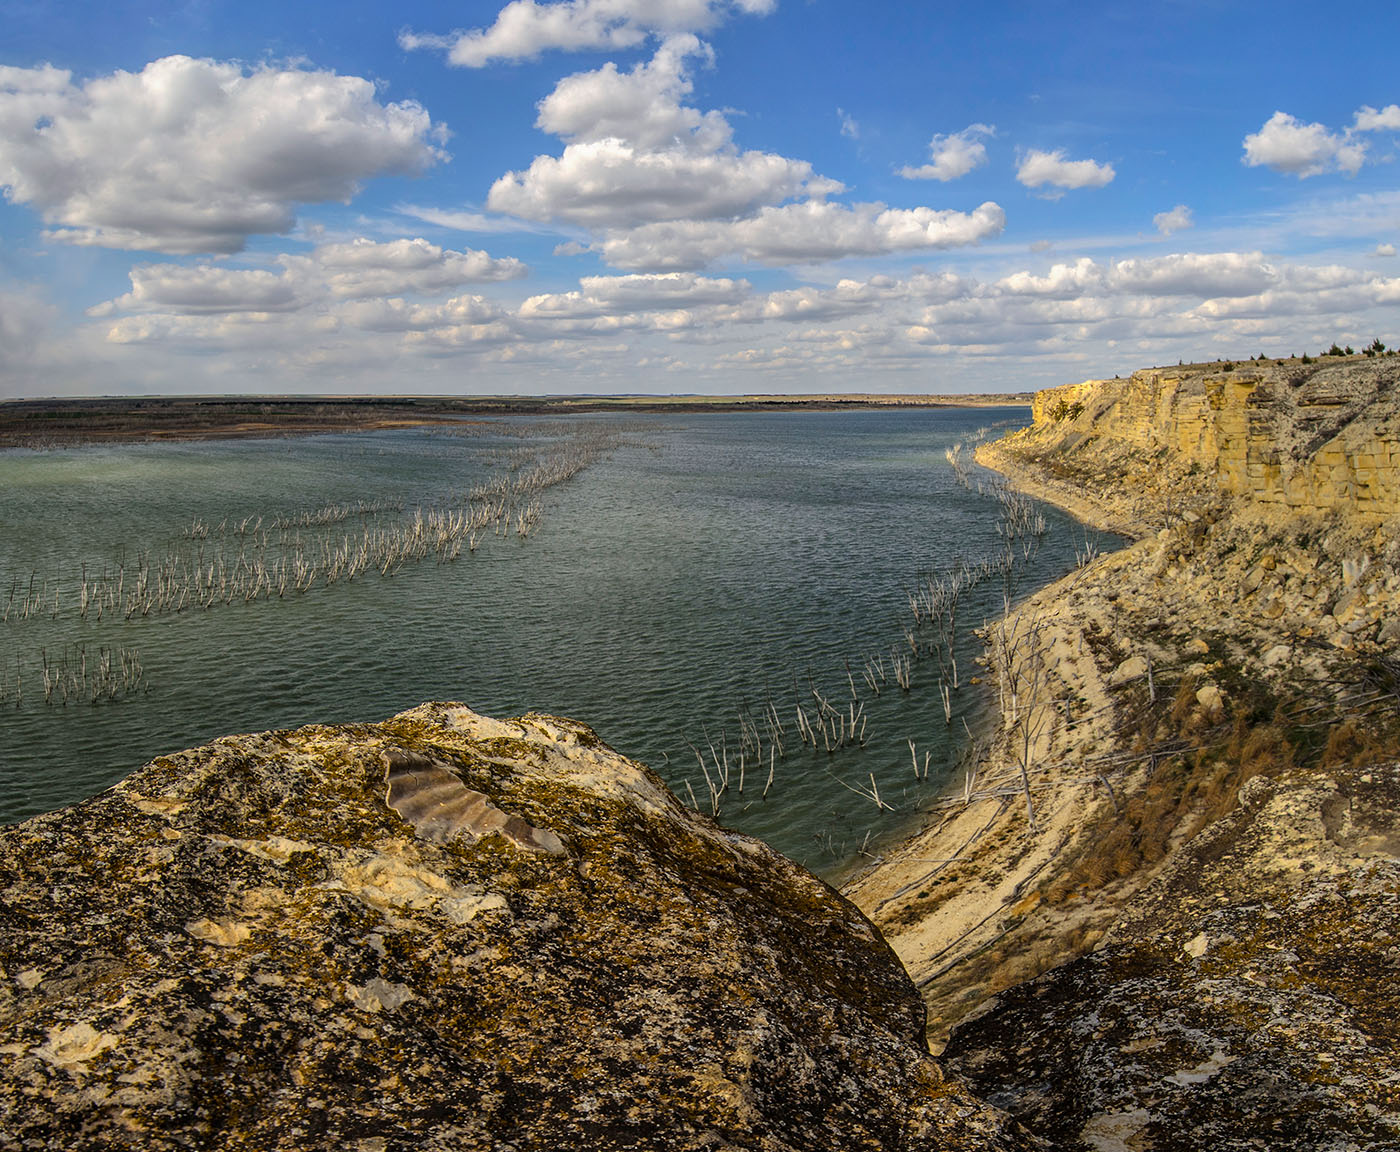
[0,704,1030,1151]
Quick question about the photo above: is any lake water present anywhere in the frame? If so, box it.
[0,408,1111,877]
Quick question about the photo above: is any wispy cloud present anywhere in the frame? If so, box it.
[395,205,554,235]
[1153,204,1193,235]
[900,124,994,182]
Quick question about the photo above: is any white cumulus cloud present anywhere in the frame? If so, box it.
[339,295,505,333]
[1354,104,1400,132]
[0,56,446,253]
[70,244,1400,395]
[489,137,827,227]
[308,238,526,298]
[1242,111,1366,177]
[578,271,748,308]
[591,200,1006,270]
[997,258,1105,298]
[747,278,906,323]
[534,35,723,148]
[488,38,835,229]
[520,272,748,319]
[93,237,527,320]
[1016,149,1116,193]
[486,39,1002,269]
[1107,252,1277,298]
[900,124,994,182]
[97,264,303,315]
[1377,242,1397,257]
[1153,204,1193,235]
[400,0,775,67]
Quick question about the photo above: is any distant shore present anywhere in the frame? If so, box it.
[0,392,1032,448]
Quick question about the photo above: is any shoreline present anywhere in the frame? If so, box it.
[6,360,1395,1144]
[846,359,1400,1051]
[842,459,1157,1045]
[0,393,1032,448]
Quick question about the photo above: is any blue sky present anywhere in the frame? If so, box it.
[1,0,1398,397]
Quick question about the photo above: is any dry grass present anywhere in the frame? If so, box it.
[1043,681,1400,911]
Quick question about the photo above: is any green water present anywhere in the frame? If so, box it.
[0,408,1112,876]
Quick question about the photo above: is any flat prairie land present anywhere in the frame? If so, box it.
[0,393,1032,447]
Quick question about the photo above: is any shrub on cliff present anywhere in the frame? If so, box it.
[1049,398,1085,422]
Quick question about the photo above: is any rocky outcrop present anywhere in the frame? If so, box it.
[1031,358,1400,520]
[0,703,1032,1151]
[848,357,1400,1145]
[988,357,1400,658]
[944,763,1400,1151]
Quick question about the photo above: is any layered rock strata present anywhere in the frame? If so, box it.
[0,704,1032,1151]
[848,357,1400,1147]
[1030,358,1400,522]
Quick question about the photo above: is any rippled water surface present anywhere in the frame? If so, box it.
[0,409,1112,876]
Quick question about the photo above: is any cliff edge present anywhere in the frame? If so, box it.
[849,357,1400,1149]
[0,703,1032,1151]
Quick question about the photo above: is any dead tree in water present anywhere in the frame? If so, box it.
[988,611,1049,832]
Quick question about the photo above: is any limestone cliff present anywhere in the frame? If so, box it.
[994,357,1400,650]
[0,704,1032,1151]
[849,357,1400,1148]
[1030,358,1400,521]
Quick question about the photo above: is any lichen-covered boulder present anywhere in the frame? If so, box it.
[942,763,1400,1150]
[0,704,1033,1151]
